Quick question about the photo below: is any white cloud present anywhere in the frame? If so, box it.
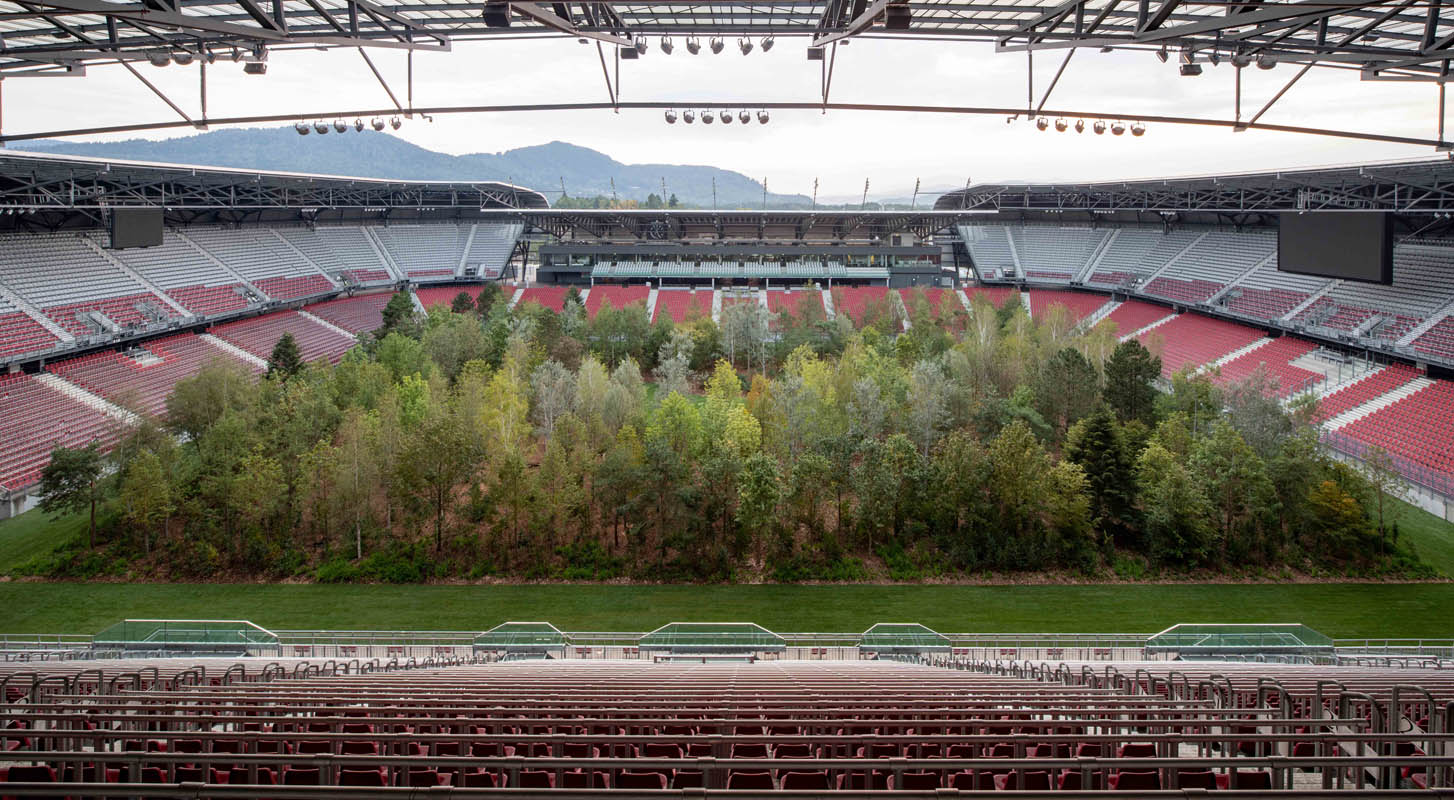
[3,36,1441,198]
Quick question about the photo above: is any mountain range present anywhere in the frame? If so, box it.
[16,128,819,208]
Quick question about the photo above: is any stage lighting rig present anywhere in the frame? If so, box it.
[720,110,732,123]
[665,109,678,123]
[660,37,673,54]
[710,37,724,54]
[1110,120,1126,135]
[683,109,696,123]
[1035,117,1049,131]
[295,122,311,135]
[371,118,385,131]
[702,109,715,124]
[686,37,701,54]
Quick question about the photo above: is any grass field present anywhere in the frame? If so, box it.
[1399,496,1454,578]
[0,582,1450,639]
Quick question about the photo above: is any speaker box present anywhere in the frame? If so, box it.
[482,2,511,27]
[884,4,911,29]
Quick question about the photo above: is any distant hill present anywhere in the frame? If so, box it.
[17,128,813,209]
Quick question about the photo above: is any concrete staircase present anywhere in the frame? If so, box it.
[1121,311,1179,342]
[1073,230,1118,284]
[645,287,660,322]
[0,280,73,342]
[457,224,478,277]
[33,372,138,425]
[299,309,356,340]
[1204,337,1273,372]
[1398,300,1454,347]
[821,288,837,320]
[201,333,269,369]
[507,286,526,311]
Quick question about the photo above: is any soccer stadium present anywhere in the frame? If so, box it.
[5,0,1454,793]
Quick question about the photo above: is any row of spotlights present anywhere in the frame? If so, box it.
[1029,117,1145,136]
[296,117,402,135]
[148,46,265,68]
[664,109,769,125]
[638,35,773,55]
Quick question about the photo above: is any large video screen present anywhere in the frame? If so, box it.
[1278,211,1392,284]
[109,207,163,249]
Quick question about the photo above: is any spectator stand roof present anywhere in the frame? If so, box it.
[859,622,952,656]
[1145,623,1335,661]
[92,618,280,655]
[638,622,787,655]
[472,621,568,657]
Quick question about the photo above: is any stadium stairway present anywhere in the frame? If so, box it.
[711,289,724,324]
[1119,309,1179,342]
[32,372,137,425]
[1205,337,1274,371]
[1400,301,1454,347]
[645,287,660,321]
[821,288,836,320]
[298,310,356,340]
[79,238,192,318]
[0,282,73,343]
[200,333,269,369]
[1323,374,1436,430]
[507,286,526,310]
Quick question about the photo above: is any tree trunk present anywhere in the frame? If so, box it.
[88,484,96,549]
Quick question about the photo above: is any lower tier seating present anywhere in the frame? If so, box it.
[415,285,485,311]
[516,286,571,312]
[0,373,118,492]
[830,286,892,325]
[304,294,394,334]
[585,286,650,318]
[1336,380,1454,478]
[653,290,712,323]
[1412,316,1454,360]
[48,334,259,419]
[1138,314,1266,377]
[1097,301,1174,338]
[963,286,1018,308]
[1315,364,1422,422]
[772,290,828,318]
[211,311,356,364]
[1027,290,1109,323]
[1210,337,1323,397]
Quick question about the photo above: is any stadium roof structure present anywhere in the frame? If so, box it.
[935,158,1454,215]
[860,622,952,654]
[0,149,547,230]
[7,0,1454,86]
[473,621,568,653]
[638,622,787,653]
[1144,623,1335,659]
[93,619,280,652]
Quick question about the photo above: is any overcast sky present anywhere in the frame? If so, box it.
[3,36,1444,198]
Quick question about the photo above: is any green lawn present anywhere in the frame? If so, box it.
[1397,496,1454,578]
[0,507,86,573]
[0,582,1450,639]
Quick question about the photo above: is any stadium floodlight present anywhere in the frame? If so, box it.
[702,109,715,124]
[390,116,402,130]
[148,52,171,67]
[761,35,774,52]
[683,109,696,123]
[1231,52,1252,68]
[635,39,648,55]
[1035,117,1048,131]
[354,118,364,132]
[739,37,753,55]
[172,51,194,66]
[739,109,751,124]
[720,110,732,124]
[332,119,347,133]
[1131,121,1146,136]
[1054,118,1067,132]
[710,37,724,54]
[660,37,673,54]
[686,37,701,54]
[757,109,769,124]
[1093,119,1107,134]
[242,62,266,75]
[371,117,385,131]
[295,122,311,135]
[1257,54,1276,69]
[665,109,678,124]
[314,121,329,135]
[1208,51,1221,66]
[1110,120,1126,135]
[1180,62,1202,76]
[1074,119,1085,133]
[1155,46,1168,63]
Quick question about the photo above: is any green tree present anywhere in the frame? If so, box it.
[265,333,304,380]
[166,359,258,446]
[1035,347,1100,438]
[1103,339,1162,425]
[119,448,173,553]
[451,291,476,314]
[38,443,106,548]
[378,291,417,336]
[1136,441,1215,566]
[475,284,504,317]
[737,452,783,563]
[1360,446,1408,554]
[1064,407,1137,546]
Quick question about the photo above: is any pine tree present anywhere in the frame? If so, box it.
[451,291,476,314]
[266,332,304,379]
[1065,406,1137,546]
[378,291,416,336]
[1103,340,1162,425]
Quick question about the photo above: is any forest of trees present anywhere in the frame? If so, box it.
[26,285,1429,583]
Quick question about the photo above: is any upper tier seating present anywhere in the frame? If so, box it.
[47,333,258,419]
[831,286,892,325]
[183,227,336,301]
[465,224,524,280]
[1142,277,1223,305]
[1143,231,1276,306]
[1210,336,1323,397]
[1337,379,1454,479]
[1221,260,1328,321]
[0,294,58,360]
[1138,314,1266,377]
[1096,300,1175,338]
[1298,242,1454,340]
[104,231,254,317]
[1087,229,1202,286]
[516,286,570,312]
[304,293,394,334]
[1010,227,1106,281]
[585,285,650,318]
[1027,289,1109,323]
[959,226,1016,278]
[1315,363,1421,422]
[0,233,175,335]
[279,227,393,285]
[211,311,356,364]
[653,290,712,323]
[372,224,470,279]
[0,372,119,492]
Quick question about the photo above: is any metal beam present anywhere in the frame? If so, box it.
[509,3,633,46]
